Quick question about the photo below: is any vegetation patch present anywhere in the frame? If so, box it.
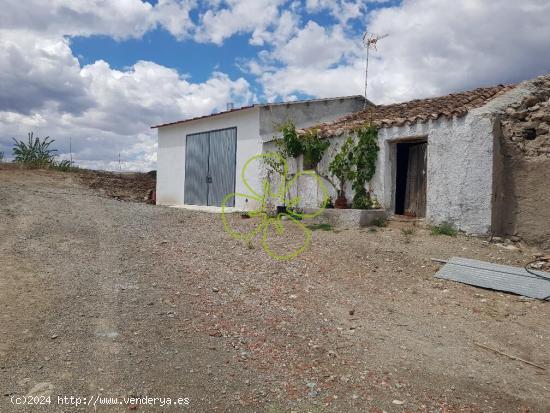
[306,223,333,231]
[430,222,458,236]
[12,132,78,171]
[371,216,388,227]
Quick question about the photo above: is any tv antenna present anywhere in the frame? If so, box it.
[362,32,389,108]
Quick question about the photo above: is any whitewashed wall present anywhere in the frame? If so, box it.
[263,111,497,234]
[376,113,495,234]
[156,108,263,209]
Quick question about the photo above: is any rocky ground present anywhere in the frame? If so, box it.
[0,168,549,412]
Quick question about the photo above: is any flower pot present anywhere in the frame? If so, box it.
[334,196,348,209]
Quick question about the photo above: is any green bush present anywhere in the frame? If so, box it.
[13,132,57,167]
[50,159,78,172]
[371,216,388,227]
[430,222,458,236]
[352,192,373,209]
[306,223,333,231]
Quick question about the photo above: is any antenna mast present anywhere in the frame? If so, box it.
[362,32,389,109]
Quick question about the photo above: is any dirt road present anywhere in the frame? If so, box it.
[1,168,549,412]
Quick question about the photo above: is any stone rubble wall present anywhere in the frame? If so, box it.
[500,76,550,158]
[493,75,550,249]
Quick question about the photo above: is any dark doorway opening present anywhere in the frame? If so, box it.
[394,140,427,217]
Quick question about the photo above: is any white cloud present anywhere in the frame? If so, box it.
[2,0,550,172]
[274,21,353,68]
[194,0,287,45]
[0,30,92,115]
[0,35,252,171]
[261,62,365,101]
[305,0,367,24]
[0,0,195,40]
[364,0,550,103]
[255,0,550,104]
[152,0,197,40]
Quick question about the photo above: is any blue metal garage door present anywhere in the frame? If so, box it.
[184,128,237,207]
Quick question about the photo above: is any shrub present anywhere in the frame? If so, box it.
[430,222,458,236]
[306,223,333,231]
[51,159,77,172]
[12,132,57,167]
[319,196,332,208]
[0,151,4,162]
[372,216,388,227]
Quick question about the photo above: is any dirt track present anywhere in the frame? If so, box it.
[1,168,549,412]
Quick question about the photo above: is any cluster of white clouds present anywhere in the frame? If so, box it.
[1,0,549,170]
[253,0,550,104]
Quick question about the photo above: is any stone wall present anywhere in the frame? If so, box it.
[493,75,550,248]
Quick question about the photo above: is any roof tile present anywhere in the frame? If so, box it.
[312,84,516,137]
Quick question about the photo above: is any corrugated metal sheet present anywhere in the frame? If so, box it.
[208,128,236,207]
[435,257,550,300]
[184,132,209,206]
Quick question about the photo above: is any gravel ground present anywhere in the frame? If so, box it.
[0,168,549,413]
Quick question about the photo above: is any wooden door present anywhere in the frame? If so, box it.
[404,142,427,217]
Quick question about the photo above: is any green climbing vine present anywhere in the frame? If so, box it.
[301,129,330,170]
[350,125,380,209]
[277,121,303,158]
[274,121,330,170]
[326,124,380,209]
[268,121,379,209]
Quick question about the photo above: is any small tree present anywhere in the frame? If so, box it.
[12,132,57,167]
[0,151,4,162]
[324,125,380,209]
[264,122,303,209]
[327,137,355,202]
[262,152,289,209]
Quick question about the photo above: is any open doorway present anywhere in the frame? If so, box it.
[394,140,427,218]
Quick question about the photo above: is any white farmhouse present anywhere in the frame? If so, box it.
[152,96,365,208]
[153,75,550,247]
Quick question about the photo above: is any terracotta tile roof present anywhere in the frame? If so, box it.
[311,84,516,137]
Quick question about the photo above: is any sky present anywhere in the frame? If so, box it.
[0,0,549,171]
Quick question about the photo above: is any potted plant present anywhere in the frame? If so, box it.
[241,198,251,218]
